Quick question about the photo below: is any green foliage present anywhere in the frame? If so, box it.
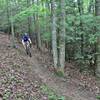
[41,84,56,96]
[48,96,65,100]
[3,89,11,100]
[64,3,99,72]
[40,84,65,100]
[55,70,65,77]
[83,0,90,12]
[58,96,65,100]
[89,34,97,44]
[48,95,57,100]
[12,3,48,22]
[0,0,99,74]
[42,32,51,41]
[96,95,100,100]
[13,4,38,21]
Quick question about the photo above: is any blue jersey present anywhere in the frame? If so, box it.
[22,34,29,42]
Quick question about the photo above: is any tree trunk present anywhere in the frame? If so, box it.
[36,0,42,50]
[6,0,10,35]
[88,0,95,13]
[27,0,32,34]
[77,0,84,56]
[95,0,100,77]
[59,0,66,72]
[51,0,58,68]
[32,0,37,45]
[10,0,15,48]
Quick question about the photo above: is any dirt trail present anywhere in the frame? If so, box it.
[26,54,96,100]
[17,40,98,99]
[0,34,99,100]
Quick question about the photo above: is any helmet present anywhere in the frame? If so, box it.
[24,33,28,35]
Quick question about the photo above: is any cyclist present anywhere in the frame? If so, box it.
[21,33,32,50]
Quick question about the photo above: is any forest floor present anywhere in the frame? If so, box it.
[0,33,100,100]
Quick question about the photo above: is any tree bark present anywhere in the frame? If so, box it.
[51,0,58,68]
[77,0,84,56]
[27,0,32,38]
[59,0,66,72]
[6,0,10,35]
[10,0,15,48]
[95,0,100,77]
[36,0,42,50]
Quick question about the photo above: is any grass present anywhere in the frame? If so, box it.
[40,84,72,100]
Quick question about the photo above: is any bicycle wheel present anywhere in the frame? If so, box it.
[27,46,32,57]
[25,42,32,57]
[25,43,28,55]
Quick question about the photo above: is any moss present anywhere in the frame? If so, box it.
[55,68,65,77]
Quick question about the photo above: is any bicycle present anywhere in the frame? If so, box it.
[25,41,32,57]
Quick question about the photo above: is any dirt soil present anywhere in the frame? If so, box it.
[0,34,100,100]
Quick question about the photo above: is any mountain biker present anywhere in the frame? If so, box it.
[21,33,32,50]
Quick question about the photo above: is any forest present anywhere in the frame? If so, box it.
[0,0,100,100]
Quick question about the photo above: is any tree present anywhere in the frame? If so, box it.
[0,0,100,76]
[27,0,32,35]
[51,0,58,68]
[36,0,42,50]
[6,0,10,35]
[77,0,84,56]
[10,0,15,48]
[59,0,66,73]
[95,0,100,77]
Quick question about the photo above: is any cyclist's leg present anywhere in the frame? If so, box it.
[22,39,26,49]
[22,40,28,55]
[28,38,32,45]
[27,41,32,57]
